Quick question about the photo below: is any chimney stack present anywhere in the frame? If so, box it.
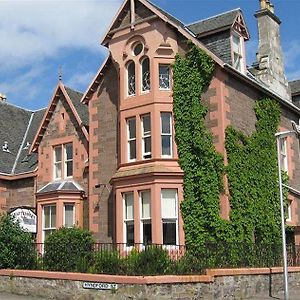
[253,0,291,101]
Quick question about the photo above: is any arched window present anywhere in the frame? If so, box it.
[141,57,150,92]
[127,61,136,96]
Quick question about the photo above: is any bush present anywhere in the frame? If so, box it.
[0,214,37,269]
[43,227,94,272]
[125,245,171,275]
[93,250,121,274]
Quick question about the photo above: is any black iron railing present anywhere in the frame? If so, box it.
[13,242,300,275]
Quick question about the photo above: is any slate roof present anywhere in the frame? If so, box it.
[0,101,46,175]
[0,84,86,176]
[64,87,88,126]
[37,180,84,194]
[289,80,300,95]
[187,9,241,37]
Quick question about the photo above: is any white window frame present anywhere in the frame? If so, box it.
[161,189,178,246]
[141,57,150,93]
[127,61,136,96]
[139,190,151,245]
[123,192,134,248]
[127,118,136,162]
[63,203,75,228]
[159,64,171,90]
[141,114,151,160]
[42,205,56,243]
[232,32,244,72]
[280,138,288,172]
[160,112,173,158]
[53,143,73,180]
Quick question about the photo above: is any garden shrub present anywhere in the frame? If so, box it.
[126,246,172,275]
[43,227,94,272]
[93,250,121,274]
[0,214,37,269]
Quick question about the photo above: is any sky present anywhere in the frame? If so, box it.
[1,0,300,110]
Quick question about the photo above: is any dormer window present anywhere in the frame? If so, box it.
[232,33,244,72]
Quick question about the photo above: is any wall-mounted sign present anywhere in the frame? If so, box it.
[83,282,118,290]
[10,208,37,233]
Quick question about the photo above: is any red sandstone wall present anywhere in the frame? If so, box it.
[88,61,119,242]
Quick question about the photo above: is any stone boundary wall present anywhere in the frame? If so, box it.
[1,268,300,299]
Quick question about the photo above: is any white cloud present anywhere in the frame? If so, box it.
[0,0,122,70]
[66,71,95,88]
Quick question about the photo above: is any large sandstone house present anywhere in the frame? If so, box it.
[1,0,300,245]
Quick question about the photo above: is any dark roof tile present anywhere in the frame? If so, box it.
[64,86,88,126]
[187,9,240,36]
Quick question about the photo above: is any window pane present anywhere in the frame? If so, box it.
[128,118,136,139]
[142,115,151,134]
[233,35,240,53]
[163,222,176,245]
[125,193,134,220]
[144,137,151,155]
[129,140,136,160]
[161,189,177,218]
[159,65,170,89]
[51,206,56,228]
[128,61,135,95]
[66,161,73,177]
[65,205,74,227]
[54,147,62,162]
[65,144,73,160]
[44,206,50,228]
[161,113,171,134]
[142,57,150,91]
[55,163,62,179]
[126,222,134,246]
[141,191,151,219]
[162,136,171,156]
[143,222,152,245]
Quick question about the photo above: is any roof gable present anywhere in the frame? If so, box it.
[30,82,88,153]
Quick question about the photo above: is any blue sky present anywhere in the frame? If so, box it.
[0,0,299,110]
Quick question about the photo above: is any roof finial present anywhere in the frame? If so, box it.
[58,66,62,81]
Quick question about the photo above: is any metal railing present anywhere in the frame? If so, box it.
[11,242,300,275]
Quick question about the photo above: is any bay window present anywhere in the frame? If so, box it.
[64,204,75,228]
[161,189,178,245]
[127,118,136,162]
[140,190,151,245]
[127,61,136,96]
[161,112,172,157]
[124,192,134,246]
[141,57,150,92]
[159,64,171,90]
[43,205,56,242]
[141,114,151,159]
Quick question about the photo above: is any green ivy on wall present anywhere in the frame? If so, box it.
[173,43,231,250]
[225,99,282,245]
[173,43,286,251]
